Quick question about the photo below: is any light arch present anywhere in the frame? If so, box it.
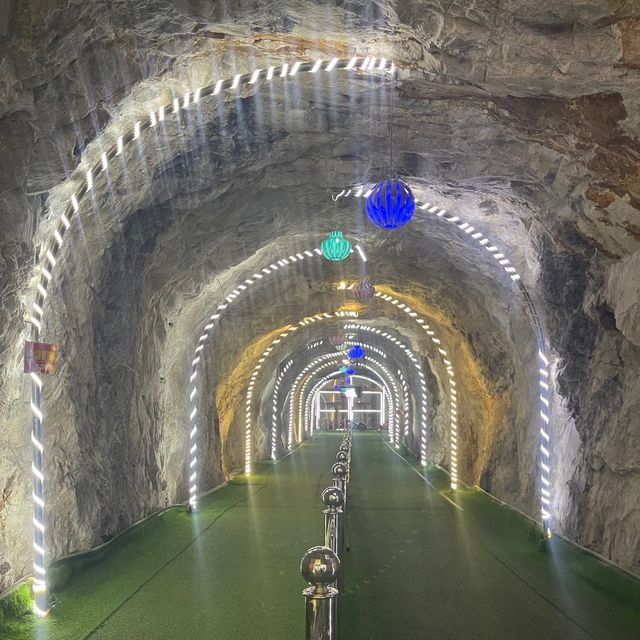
[23,53,556,614]
[307,373,390,433]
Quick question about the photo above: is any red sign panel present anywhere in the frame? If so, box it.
[24,342,58,374]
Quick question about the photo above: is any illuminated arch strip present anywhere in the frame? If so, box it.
[371,294,457,483]
[344,323,429,452]
[189,248,324,508]
[245,311,359,473]
[299,354,399,441]
[342,185,552,536]
[304,361,400,437]
[271,359,293,459]
[26,55,393,611]
[307,372,390,434]
[398,369,411,438]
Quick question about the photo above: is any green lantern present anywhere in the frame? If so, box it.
[321,230,351,261]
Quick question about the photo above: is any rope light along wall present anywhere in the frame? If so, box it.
[188,248,323,509]
[245,311,358,473]
[307,339,324,350]
[344,322,428,451]
[341,186,551,532]
[288,352,345,442]
[26,56,393,611]
[398,369,411,439]
[299,351,399,438]
[271,359,293,460]
[372,292,457,485]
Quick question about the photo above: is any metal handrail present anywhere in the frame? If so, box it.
[301,429,352,640]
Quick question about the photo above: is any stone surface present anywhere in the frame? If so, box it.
[0,0,639,594]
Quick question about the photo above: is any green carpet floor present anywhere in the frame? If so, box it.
[341,432,640,640]
[2,432,639,639]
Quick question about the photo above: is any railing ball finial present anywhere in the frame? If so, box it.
[332,462,347,478]
[321,486,344,510]
[301,546,341,591]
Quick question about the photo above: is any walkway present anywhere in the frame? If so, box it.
[2,433,639,639]
[342,433,640,639]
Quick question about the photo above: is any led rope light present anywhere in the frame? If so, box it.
[188,247,324,506]
[340,185,553,531]
[299,358,399,437]
[372,293,457,481]
[25,57,395,608]
[398,369,411,439]
[344,322,428,452]
[271,359,293,459]
[245,311,358,473]
[306,372,388,433]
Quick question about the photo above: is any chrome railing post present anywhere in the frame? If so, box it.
[331,462,347,510]
[322,486,344,559]
[301,546,340,640]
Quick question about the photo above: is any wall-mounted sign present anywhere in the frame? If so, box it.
[24,342,57,374]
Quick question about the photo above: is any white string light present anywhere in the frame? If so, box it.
[25,56,553,610]
[271,359,293,459]
[246,311,359,468]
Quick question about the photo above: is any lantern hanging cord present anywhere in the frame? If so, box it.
[389,71,395,181]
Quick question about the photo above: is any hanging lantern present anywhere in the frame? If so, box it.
[346,367,355,376]
[348,344,365,360]
[333,383,340,391]
[328,333,346,346]
[353,278,376,303]
[366,179,415,229]
[335,343,349,352]
[321,230,351,261]
[339,366,348,374]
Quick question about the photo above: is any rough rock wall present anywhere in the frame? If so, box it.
[0,0,639,593]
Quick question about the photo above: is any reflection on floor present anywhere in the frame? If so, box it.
[2,433,639,639]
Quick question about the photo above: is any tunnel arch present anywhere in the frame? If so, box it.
[290,357,401,441]
[307,374,390,433]
[304,367,400,437]
[299,357,401,442]
[23,54,557,615]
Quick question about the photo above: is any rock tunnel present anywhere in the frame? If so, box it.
[0,1,639,637]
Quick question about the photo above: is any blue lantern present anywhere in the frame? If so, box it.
[321,230,351,261]
[346,367,355,376]
[365,179,415,229]
[348,344,365,360]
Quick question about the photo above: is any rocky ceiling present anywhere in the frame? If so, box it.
[0,0,639,594]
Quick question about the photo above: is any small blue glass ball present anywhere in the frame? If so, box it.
[346,367,355,376]
[366,179,415,229]
[348,345,364,360]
